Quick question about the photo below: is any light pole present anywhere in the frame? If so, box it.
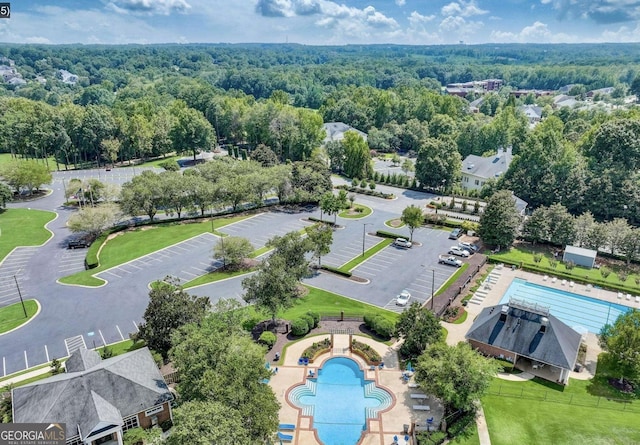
[421,265,436,311]
[362,223,372,256]
[13,274,27,318]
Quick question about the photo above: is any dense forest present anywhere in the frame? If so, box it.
[1,43,640,224]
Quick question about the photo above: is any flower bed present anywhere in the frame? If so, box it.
[351,339,382,365]
[301,338,332,363]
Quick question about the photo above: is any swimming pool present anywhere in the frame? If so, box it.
[499,278,631,333]
[288,357,393,445]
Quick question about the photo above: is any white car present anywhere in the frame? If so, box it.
[394,238,412,248]
[396,289,412,306]
[448,246,470,257]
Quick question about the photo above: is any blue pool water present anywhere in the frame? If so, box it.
[289,357,392,445]
[500,278,631,333]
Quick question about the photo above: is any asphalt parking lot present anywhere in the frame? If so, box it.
[220,211,314,249]
[0,247,38,307]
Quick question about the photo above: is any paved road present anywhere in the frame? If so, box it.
[0,168,465,375]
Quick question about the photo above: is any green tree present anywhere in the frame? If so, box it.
[170,300,279,442]
[0,183,12,208]
[320,192,340,223]
[401,158,414,176]
[212,236,253,270]
[395,302,443,361]
[522,207,549,244]
[67,203,121,241]
[123,427,161,445]
[415,137,461,189]
[251,144,279,167]
[414,342,501,413]
[342,131,372,179]
[167,401,251,445]
[265,231,311,281]
[325,140,345,173]
[119,170,164,222]
[0,160,52,195]
[242,256,300,324]
[401,205,423,242]
[599,310,640,385]
[478,190,521,249]
[605,218,631,255]
[630,76,640,102]
[170,101,216,161]
[305,223,333,267]
[138,277,211,359]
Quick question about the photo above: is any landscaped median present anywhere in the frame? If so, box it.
[0,300,39,334]
[0,208,56,262]
[58,215,249,287]
[321,237,394,277]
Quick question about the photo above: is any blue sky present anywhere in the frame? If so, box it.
[2,0,640,45]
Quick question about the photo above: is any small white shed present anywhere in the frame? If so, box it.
[563,245,597,269]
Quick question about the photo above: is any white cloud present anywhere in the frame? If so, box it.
[490,21,577,43]
[25,36,52,44]
[441,1,488,18]
[395,0,406,5]
[105,0,191,15]
[408,11,436,26]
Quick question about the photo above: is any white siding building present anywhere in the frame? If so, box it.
[461,146,513,192]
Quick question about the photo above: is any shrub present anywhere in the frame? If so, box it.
[360,179,368,188]
[306,311,320,328]
[618,271,629,282]
[449,197,456,209]
[376,230,406,239]
[533,253,543,263]
[302,314,315,331]
[473,199,480,214]
[352,177,360,186]
[369,181,376,190]
[372,317,394,339]
[565,260,575,270]
[461,200,468,212]
[351,339,382,363]
[363,313,375,328]
[291,318,310,336]
[259,331,277,348]
[242,315,262,332]
[159,160,180,171]
[301,338,331,359]
[600,266,611,279]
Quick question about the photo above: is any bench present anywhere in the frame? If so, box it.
[410,393,427,399]
[412,405,430,411]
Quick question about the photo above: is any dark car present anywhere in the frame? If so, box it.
[448,228,463,240]
[68,238,90,249]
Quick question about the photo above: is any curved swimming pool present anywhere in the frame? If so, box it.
[288,357,393,445]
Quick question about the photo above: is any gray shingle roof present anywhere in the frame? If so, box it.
[461,147,512,181]
[12,348,172,440]
[65,348,102,372]
[323,122,367,143]
[465,303,582,370]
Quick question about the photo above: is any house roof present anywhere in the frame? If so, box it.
[323,122,367,143]
[461,147,512,181]
[564,245,597,259]
[519,105,542,119]
[465,300,582,369]
[12,348,172,440]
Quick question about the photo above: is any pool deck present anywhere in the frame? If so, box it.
[269,334,443,445]
[444,265,639,380]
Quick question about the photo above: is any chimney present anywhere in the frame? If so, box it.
[540,317,549,333]
[499,305,509,322]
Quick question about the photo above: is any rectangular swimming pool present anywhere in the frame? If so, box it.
[499,278,631,333]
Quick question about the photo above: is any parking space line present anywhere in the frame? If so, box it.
[115,267,132,274]
[172,245,190,252]
[45,345,49,362]
[2,357,5,377]
[24,351,28,369]
[115,325,124,341]
[99,330,106,346]
[132,321,139,333]
[126,263,142,270]
[180,271,198,277]
[103,271,122,278]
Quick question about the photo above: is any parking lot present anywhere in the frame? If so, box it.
[220,211,314,250]
[0,247,38,307]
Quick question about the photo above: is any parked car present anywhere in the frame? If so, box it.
[459,241,479,252]
[448,246,470,257]
[396,289,412,306]
[67,238,90,249]
[448,228,463,239]
[438,255,463,267]
[394,238,412,248]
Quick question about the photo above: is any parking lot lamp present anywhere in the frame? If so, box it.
[421,265,436,311]
[13,274,27,318]
[362,223,372,256]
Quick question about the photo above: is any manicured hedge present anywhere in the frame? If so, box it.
[364,313,394,340]
[259,331,276,348]
[306,311,320,328]
[376,230,407,240]
[320,265,352,277]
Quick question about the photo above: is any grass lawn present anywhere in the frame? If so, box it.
[120,155,181,169]
[490,246,640,293]
[338,204,373,219]
[340,238,394,272]
[261,285,400,325]
[183,268,255,289]
[434,263,469,296]
[449,424,480,445]
[0,208,56,261]
[0,300,39,334]
[0,153,66,172]
[483,376,640,445]
[58,216,249,286]
[96,339,147,357]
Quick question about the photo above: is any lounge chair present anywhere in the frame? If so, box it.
[569,281,575,287]
[407,382,419,388]
[279,424,296,431]
[636,296,640,303]
[561,279,567,286]
[626,294,632,300]
[277,432,293,441]
[298,358,305,365]
[427,416,434,423]
[551,277,557,283]
[412,405,431,411]
[410,393,427,399]
[543,275,548,281]
[618,292,623,299]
